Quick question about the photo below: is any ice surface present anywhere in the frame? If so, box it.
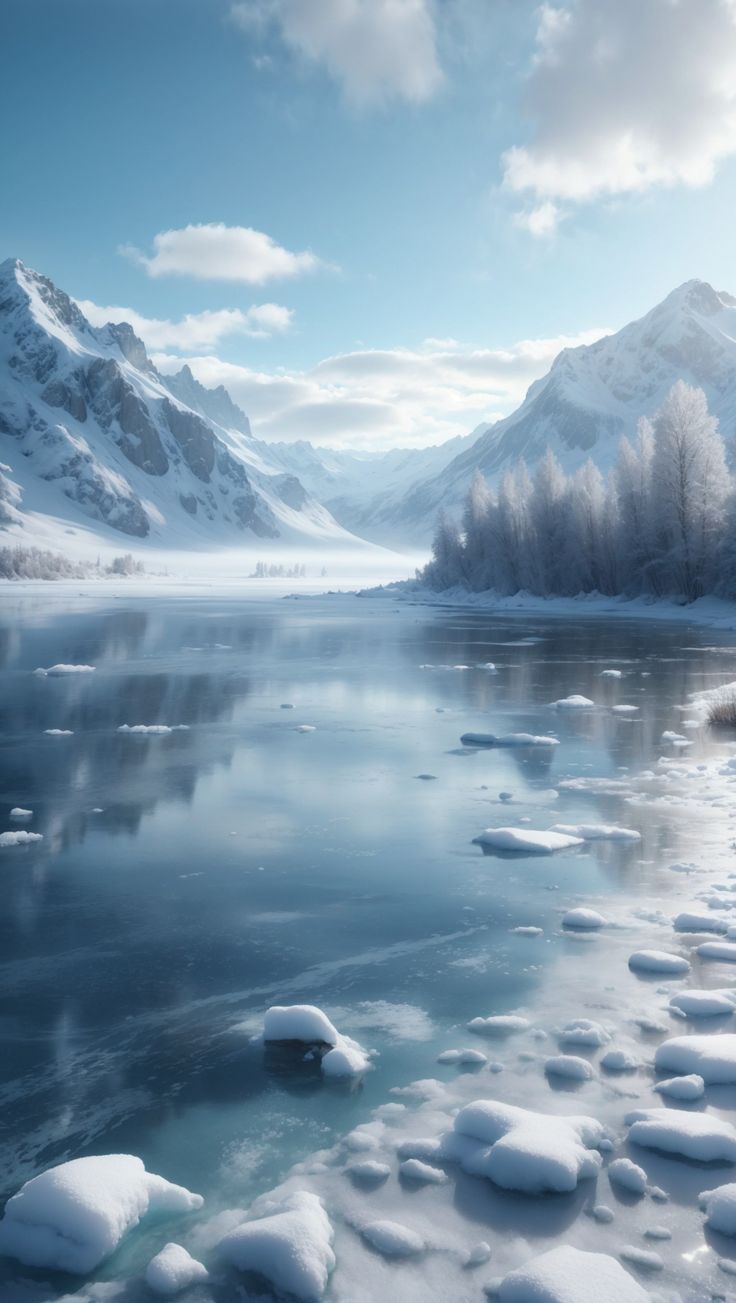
[561,908,607,930]
[460,732,559,747]
[145,1243,208,1296]
[654,1073,705,1100]
[700,1183,736,1236]
[0,830,42,847]
[473,827,583,853]
[218,1190,334,1301]
[655,1033,736,1083]
[494,1244,649,1302]
[551,824,640,841]
[0,1154,203,1273]
[628,949,690,974]
[626,1108,736,1161]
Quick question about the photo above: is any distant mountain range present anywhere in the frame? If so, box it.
[2,259,736,554]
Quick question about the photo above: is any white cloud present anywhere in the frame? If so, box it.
[120,223,322,284]
[514,200,560,238]
[230,0,443,106]
[77,299,293,351]
[504,0,736,223]
[153,326,609,450]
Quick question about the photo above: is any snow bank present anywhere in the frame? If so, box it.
[440,1100,605,1194]
[551,824,640,842]
[460,732,559,748]
[551,695,594,709]
[473,827,583,854]
[9,808,32,819]
[669,988,736,1017]
[218,1191,334,1301]
[628,949,690,975]
[626,1108,736,1161]
[0,1155,203,1273]
[145,1243,208,1296]
[34,664,95,676]
[0,830,42,847]
[654,1073,705,1100]
[494,1244,649,1302]
[562,908,607,930]
[655,1033,736,1083]
[700,1183,736,1236]
[263,1004,370,1078]
[544,1055,593,1081]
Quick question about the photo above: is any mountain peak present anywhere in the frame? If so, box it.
[662,278,733,316]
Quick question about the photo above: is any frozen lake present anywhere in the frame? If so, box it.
[3,592,736,1300]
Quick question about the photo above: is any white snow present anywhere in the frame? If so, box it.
[473,827,583,854]
[611,704,639,713]
[697,940,736,962]
[626,1108,736,1161]
[218,1191,335,1301]
[0,1155,203,1273]
[346,1161,390,1182]
[117,724,181,735]
[494,1244,649,1302]
[0,830,42,847]
[437,1048,488,1065]
[296,724,317,733]
[34,664,95,676]
[673,910,728,933]
[562,908,607,930]
[669,988,736,1017]
[467,1015,530,1036]
[262,1004,370,1078]
[9,808,32,819]
[461,732,559,747]
[44,729,73,736]
[544,1055,594,1081]
[661,730,687,743]
[558,1019,610,1047]
[600,1049,640,1072]
[398,1158,448,1184]
[654,1073,705,1100]
[550,824,640,842]
[628,949,690,974]
[700,1183,736,1236]
[511,925,543,937]
[359,1219,424,1258]
[144,1243,208,1296]
[607,1158,647,1195]
[600,669,622,678]
[551,695,595,709]
[655,1033,736,1083]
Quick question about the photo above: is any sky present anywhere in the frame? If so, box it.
[3,0,736,450]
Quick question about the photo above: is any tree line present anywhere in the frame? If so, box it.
[422,381,733,603]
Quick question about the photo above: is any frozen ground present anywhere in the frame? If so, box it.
[3,596,736,1300]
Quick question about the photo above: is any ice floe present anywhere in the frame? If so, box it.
[0,1155,203,1273]
[117,724,188,735]
[218,1190,334,1300]
[550,824,640,842]
[697,940,736,962]
[262,1004,371,1078]
[473,827,583,854]
[34,663,95,676]
[145,1243,208,1296]
[43,728,73,736]
[467,1015,530,1036]
[461,732,559,748]
[398,1158,448,1184]
[600,669,623,678]
[0,830,42,847]
[558,1019,610,1047]
[551,695,595,709]
[673,910,728,933]
[9,808,32,819]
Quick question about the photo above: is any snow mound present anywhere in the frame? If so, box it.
[611,704,639,713]
[117,724,179,735]
[669,988,736,1017]
[359,1219,424,1258]
[468,1015,530,1036]
[473,827,583,854]
[263,1004,370,1078]
[9,808,32,819]
[626,1108,736,1161]
[494,1244,649,1302]
[673,911,728,934]
[628,950,690,975]
[655,1033,736,1083]
[551,824,640,842]
[697,940,736,962]
[562,908,607,930]
[296,724,317,733]
[399,1158,448,1184]
[544,1055,594,1081]
[551,695,594,709]
[44,729,73,736]
[511,925,543,937]
[654,1073,705,1100]
[558,1019,610,1047]
[347,1161,390,1182]
[445,1099,605,1194]
[600,1049,639,1072]
[34,664,95,676]
[461,732,559,748]
[437,1048,488,1064]
[145,1243,208,1296]
[607,1158,647,1195]
[700,1183,736,1235]
[0,830,42,847]
[218,1191,335,1301]
[600,669,623,678]
[0,1154,203,1273]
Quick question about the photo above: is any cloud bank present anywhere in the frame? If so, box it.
[78,300,293,350]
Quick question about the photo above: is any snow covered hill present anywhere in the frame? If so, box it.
[377,280,736,541]
[0,259,368,555]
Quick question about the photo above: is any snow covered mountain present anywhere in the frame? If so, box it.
[0,259,366,553]
[374,279,736,541]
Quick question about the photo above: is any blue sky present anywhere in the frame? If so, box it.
[3,0,736,448]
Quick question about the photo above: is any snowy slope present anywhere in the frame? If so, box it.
[0,259,369,554]
[368,280,736,542]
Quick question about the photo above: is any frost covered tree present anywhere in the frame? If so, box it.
[421,382,732,605]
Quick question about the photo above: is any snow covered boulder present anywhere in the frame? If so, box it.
[473,828,583,854]
[625,1108,736,1162]
[494,1244,649,1302]
[0,1155,203,1274]
[448,1100,605,1194]
[218,1191,334,1301]
[700,1183,736,1236]
[262,1004,370,1078]
[655,1033,736,1084]
[628,950,690,975]
[145,1243,208,1296]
